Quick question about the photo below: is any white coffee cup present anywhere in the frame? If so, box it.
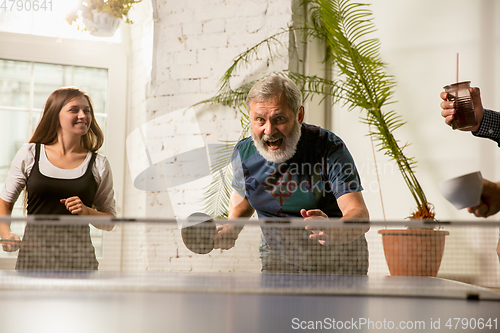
[438,171,483,210]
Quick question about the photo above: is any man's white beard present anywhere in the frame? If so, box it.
[252,120,302,163]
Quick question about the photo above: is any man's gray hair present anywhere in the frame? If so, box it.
[246,76,303,115]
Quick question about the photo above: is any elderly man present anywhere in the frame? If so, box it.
[214,75,370,274]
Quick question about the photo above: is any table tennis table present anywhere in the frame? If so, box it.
[0,271,498,333]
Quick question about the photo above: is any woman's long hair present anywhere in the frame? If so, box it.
[29,87,104,152]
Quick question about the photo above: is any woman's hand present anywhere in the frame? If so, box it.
[0,228,21,252]
[60,197,115,231]
[0,200,19,251]
[60,196,90,215]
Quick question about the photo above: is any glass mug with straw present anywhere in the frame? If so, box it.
[443,81,477,130]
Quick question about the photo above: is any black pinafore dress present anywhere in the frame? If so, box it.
[16,143,99,270]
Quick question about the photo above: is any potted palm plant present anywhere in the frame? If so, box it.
[66,0,142,37]
[200,0,447,276]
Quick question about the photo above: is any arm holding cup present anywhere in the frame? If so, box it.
[440,86,500,146]
[440,86,500,261]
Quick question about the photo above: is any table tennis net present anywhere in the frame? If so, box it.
[0,217,499,294]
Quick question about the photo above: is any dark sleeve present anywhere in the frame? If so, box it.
[326,141,363,199]
[472,109,500,146]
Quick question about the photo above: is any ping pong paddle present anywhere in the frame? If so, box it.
[181,212,217,255]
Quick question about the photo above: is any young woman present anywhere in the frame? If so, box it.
[0,87,116,270]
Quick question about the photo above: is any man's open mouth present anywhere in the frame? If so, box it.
[265,138,283,150]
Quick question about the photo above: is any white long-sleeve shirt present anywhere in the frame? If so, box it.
[0,143,116,216]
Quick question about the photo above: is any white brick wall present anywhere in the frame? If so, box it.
[122,0,294,272]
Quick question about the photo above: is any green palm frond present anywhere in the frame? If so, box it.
[287,72,345,106]
[308,0,395,108]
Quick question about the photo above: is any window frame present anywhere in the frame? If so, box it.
[0,31,126,270]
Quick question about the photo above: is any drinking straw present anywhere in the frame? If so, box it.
[456,53,459,83]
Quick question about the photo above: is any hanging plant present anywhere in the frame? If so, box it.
[66,0,142,36]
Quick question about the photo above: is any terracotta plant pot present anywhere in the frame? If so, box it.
[83,10,122,37]
[378,229,450,276]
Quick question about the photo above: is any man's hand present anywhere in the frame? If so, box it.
[440,87,484,132]
[301,192,369,246]
[214,190,255,250]
[301,208,367,246]
[301,208,332,245]
[467,179,500,218]
[464,179,500,263]
[213,224,243,250]
[300,209,328,219]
